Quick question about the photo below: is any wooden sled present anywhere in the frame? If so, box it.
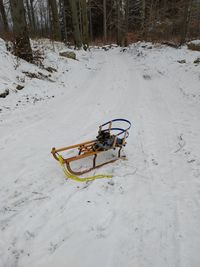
[51,119,131,175]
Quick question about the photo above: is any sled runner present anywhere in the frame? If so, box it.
[51,119,131,176]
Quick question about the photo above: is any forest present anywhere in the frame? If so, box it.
[0,0,200,61]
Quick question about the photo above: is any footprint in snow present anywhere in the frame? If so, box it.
[152,158,158,166]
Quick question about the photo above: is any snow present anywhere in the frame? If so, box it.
[0,39,200,267]
[188,39,200,45]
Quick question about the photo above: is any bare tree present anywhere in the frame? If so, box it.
[59,0,67,42]
[88,0,93,40]
[180,0,193,45]
[81,0,89,49]
[0,0,9,33]
[103,0,107,42]
[48,0,62,40]
[30,0,36,33]
[117,0,128,46]
[141,0,146,38]
[10,0,33,62]
[68,0,82,48]
[25,0,33,29]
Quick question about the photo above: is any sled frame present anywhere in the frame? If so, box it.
[51,139,125,176]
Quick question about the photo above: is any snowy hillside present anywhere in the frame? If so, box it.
[0,39,200,267]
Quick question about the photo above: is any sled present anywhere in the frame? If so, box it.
[51,119,131,176]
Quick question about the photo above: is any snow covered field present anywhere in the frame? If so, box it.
[0,39,200,267]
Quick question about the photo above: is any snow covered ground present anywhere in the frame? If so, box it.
[0,39,200,267]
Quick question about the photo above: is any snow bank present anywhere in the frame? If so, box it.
[189,40,200,45]
[187,40,200,51]
[0,38,94,119]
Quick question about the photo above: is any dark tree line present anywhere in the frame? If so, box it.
[0,0,200,62]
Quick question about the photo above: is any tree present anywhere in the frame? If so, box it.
[59,0,67,42]
[25,0,33,30]
[117,0,128,46]
[103,0,107,42]
[0,0,9,33]
[68,0,82,48]
[30,0,36,33]
[141,0,146,38]
[88,0,93,40]
[24,0,37,35]
[48,0,62,40]
[81,0,89,49]
[180,0,193,45]
[10,0,33,62]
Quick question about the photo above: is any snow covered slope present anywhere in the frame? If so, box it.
[0,40,200,267]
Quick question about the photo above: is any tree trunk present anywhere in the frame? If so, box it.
[117,0,127,46]
[38,1,45,37]
[79,0,83,38]
[81,0,89,49]
[117,0,120,45]
[180,0,193,45]
[30,0,36,33]
[10,0,33,62]
[25,0,33,29]
[59,0,67,42]
[69,0,82,48]
[141,0,146,39]
[48,0,53,37]
[48,0,62,41]
[198,4,200,36]
[88,0,93,41]
[125,0,129,46]
[103,0,107,42]
[0,0,9,33]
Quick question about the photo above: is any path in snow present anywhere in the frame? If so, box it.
[0,45,200,267]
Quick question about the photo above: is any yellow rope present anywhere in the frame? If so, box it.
[58,155,113,182]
